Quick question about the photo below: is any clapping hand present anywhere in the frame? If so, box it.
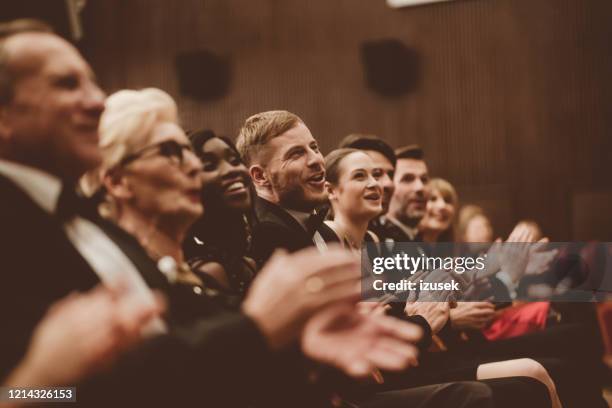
[450,301,495,330]
[5,285,165,387]
[302,303,421,378]
[243,245,361,349]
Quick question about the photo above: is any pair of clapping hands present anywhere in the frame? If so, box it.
[402,223,559,333]
[8,245,422,388]
[474,222,558,284]
[243,245,421,377]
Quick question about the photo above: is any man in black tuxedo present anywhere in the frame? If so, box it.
[0,20,433,407]
[236,110,340,265]
[0,20,295,406]
[385,145,430,243]
[1,20,539,408]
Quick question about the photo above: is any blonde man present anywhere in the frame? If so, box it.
[237,110,339,263]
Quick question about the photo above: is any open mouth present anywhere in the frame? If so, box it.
[186,188,202,203]
[306,172,325,187]
[364,192,381,201]
[411,198,427,208]
[434,213,450,222]
[222,179,249,197]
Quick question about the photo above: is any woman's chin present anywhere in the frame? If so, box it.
[223,193,251,212]
[353,206,382,221]
[424,224,448,235]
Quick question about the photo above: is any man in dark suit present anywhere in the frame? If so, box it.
[0,20,438,408]
[236,110,340,264]
[384,145,430,243]
[0,20,294,406]
[234,112,559,407]
[2,20,546,408]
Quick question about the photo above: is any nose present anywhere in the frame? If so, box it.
[383,174,395,194]
[414,177,425,191]
[83,81,106,117]
[183,150,203,178]
[306,148,324,169]
[367,174,383,194]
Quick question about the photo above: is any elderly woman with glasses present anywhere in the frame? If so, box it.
[78,88,451,407]
[80,88,226,312]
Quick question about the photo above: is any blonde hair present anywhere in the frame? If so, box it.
[80,88,179,216]
[429,178,458,209]
[456,204,491,242]
[235,110,302,166]
[428,178,458,242]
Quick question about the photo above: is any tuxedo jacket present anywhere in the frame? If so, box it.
[0,174,307,407]
[250,196,339,265]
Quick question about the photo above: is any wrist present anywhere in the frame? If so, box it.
[242,303,292,350]
[4,358,51,388]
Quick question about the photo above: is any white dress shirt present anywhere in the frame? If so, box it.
[0,159,165,334]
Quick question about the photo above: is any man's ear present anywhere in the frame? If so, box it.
[249,165,269,188]
[102,170,133,200]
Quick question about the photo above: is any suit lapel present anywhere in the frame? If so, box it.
[254,196,311,246]
[0,174,100,289]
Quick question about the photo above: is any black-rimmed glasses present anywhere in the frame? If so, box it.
[119,140,195,167]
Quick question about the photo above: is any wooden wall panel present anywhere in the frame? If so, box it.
[80,0,612,240]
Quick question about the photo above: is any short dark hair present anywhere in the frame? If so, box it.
[0,19,53,105]
[395,144,424,160]
[338,133,396,167]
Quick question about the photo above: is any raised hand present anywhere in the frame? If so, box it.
[242,245,361,349]
[525,238,558,276]
[5,285,165,387]
[450,301,495,330]
[302,303,421,378]
[404,301,451,334]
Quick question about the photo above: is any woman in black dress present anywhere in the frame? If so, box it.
[184,130,257,300]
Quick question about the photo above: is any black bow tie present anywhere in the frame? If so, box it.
[55,184,97,222]
[305,205,329,235]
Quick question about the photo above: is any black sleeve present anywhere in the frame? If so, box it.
[79,313,277,407]
[385,303,433,350]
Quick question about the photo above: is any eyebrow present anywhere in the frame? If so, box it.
[350,168,368,175]
[282,145,304,160]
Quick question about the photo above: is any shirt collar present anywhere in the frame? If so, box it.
[0,159,62,214]
[387,216,419,241]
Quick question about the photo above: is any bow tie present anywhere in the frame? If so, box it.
[55,184,98,222]
[305,205,329,235]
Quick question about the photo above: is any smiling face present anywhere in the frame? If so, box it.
[259,122,327,212]
[328,151,383,222]
[115,122,203,225]
[199,137,251,212]
[0,33,105,180]
[364,149,394,214]
[420,186,456,234]
[464,214,493,243]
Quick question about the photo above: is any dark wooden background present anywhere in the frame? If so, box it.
[80,0,612,241]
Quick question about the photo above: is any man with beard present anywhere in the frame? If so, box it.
[237,110,340,265]
[386,145,429,243]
